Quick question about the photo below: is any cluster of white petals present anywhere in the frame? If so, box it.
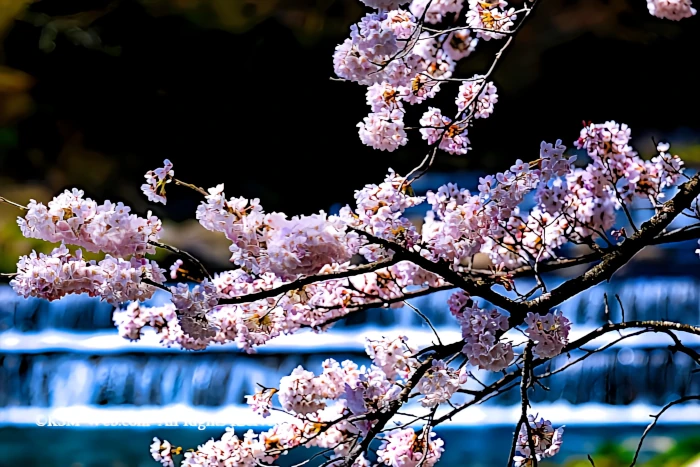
[417,359,467,407]
[465,0,517,40]
[376,428,445,467]
[449,291,514,370]
[150,438,176,467]
[18,189,162,257]
[358,109,409,152]
[265,212,352,279]
[421,140,575,269]
[12,244,165,304]
[574,121,685,202]
[514,415,565,466]
[366,335,418,381]
[456,80,498,118]
[113,301,215,350]
[524,311,571,358]
[419,107,470,155]
[141,159,174,205]
[340,169,424,260]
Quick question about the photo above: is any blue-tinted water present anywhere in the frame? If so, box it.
[2,424,699,467]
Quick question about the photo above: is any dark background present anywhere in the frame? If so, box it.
[0,0,699,268]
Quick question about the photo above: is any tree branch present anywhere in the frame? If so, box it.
[521,172,700,319]
[630,395,700,467]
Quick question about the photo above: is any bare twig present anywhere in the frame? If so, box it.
[149,240,213,280]
[630,395,700,467]
[173,179,209,197]
[0,196,28,210]
[405,301,443,345]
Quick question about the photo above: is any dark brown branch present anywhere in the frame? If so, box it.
[218,258,399,305]
[521,172,700,319]
[433,320,700,425]
[347,227,521,312]
[664,330,700,367]
[508,341,536,467]
[340,355,436,467]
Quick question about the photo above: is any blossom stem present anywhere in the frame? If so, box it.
[0,196,27,210]
[173,179,209,197]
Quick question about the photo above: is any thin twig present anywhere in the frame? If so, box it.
[0,196,27,210]
[149,240,213,280]
[405,300,442,345]
[630,395,700,467]
[173,179,209,197]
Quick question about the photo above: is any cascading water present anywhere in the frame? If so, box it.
[1,273,700,465]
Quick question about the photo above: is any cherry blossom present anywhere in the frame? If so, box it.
[141,159,174,205]
[150,437,176,467]
[466,0,517,40]
[514,415,565,466]
[419,107,470,155]
[456,80,498,119]
[647,0,696,20]
[17,189,162,258]
[11,244,165,304]
[358,109,409,152]
[524,311,571,358]
[376,428,444,467]
[417,359,466,407]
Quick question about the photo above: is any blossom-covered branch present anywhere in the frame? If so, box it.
[2,0,698,463]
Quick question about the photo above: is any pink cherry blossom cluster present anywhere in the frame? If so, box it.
[575,121,685,202]
[340,169,424,260]
[17,188,162,257]
[141,159,174,205]
[421,140,577,268]
[151,428,275,467]
[246,337,461,422]
[114,260,445,354]
[376,428,445,467]
[333,11,418,87]
[448,290,514,370]
[265,212,353,279]
[524,310,571,358]
[456,80,498,119]
[647,0,696,19]
[196,183,357,279]
[523,123,685,247]
[113,301,213,350]
[335,0,521,154]
[419,107,470,155]
[410,0,464,24]
[513,415,564,466]
[417,359,468,407]
[195,184,268,274]
[11,244,165,304]
[153,410,377,467]
[465,0,517,40]
[365,335,419,381]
